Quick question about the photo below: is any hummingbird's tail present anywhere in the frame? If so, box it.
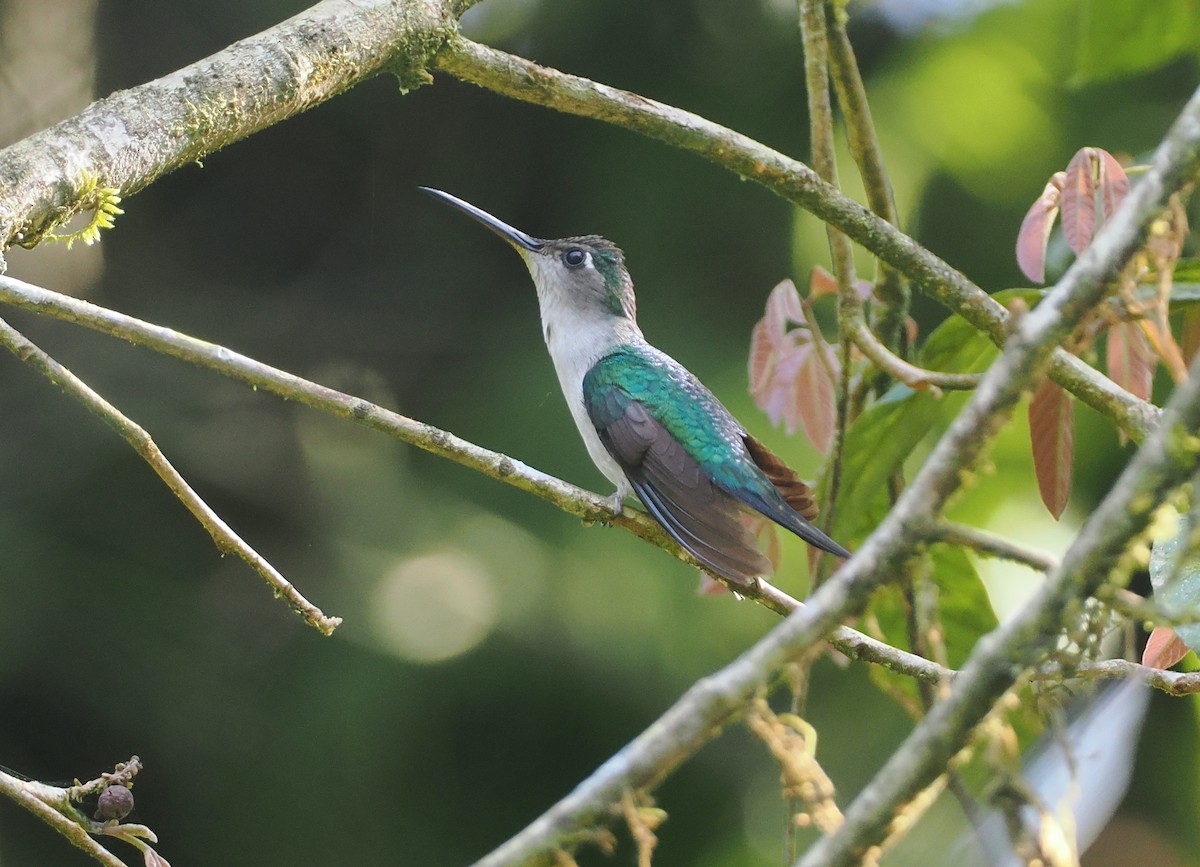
[740,435,852,559]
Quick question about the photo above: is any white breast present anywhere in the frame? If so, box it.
[540,311,640,493]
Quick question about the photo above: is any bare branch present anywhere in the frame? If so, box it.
[824,2,908,349]
[0,315,341,634]
[927,522,1058,572]
[1051,659,1200,696]
[799,0,854,588]
[0,758,153,867]
[849,320,983,394]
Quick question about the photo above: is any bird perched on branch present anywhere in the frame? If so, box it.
[422,188,850,588]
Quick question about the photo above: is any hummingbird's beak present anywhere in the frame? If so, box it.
[420,187,545,252]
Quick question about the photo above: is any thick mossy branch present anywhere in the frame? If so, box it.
[0,0,458,249]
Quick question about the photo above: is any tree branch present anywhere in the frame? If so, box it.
[0,0,458,250]
[0,757,161,867]
[848,319,982,394]
[1040,659,1200,696]
[0,770,126,867]
[927,522,1058,572]
[0,315,341,635]
[433,35,1160,443]
[824,2,908,350]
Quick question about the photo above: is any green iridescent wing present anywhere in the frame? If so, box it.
[584,347,848,584]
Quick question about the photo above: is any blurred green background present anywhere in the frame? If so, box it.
[0,0,1198,864]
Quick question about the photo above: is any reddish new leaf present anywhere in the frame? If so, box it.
[1097,149,1130,220]
[1142,625,1190,670]
[1106,319,1155,404]
[808,264,873,302]
[1016,173,1064,283]
[764,278,805,338]
[757,342,809,434]
[794,343,838,454]
[750,280,812,431]
[1029,380,1075,520]
[1062,149,1099,254]
[809,266,838,299]
[748,317,776,397]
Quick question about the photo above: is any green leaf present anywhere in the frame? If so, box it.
[1074,0,1200,84]
[1171,258,1200,283]
[928,544,1000,667]
[866,546,999,707]
[819,292,1039,545]
[918,288,1045,372]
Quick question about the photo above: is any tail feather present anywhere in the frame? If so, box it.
[741,434,851,559]
[743,435,819,521]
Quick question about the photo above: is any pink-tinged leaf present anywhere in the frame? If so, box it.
[1182,306,1200,367]
[748,317,776,397]
[1142,625,1189,670]
[794,344,838,454]
[1097,149,1129,220]
[1062,149,1099,254]
[755,342,810,433]
[1016,174,1064,283]
[1029,380,1075,520]
[809,266,838,299]
[764,279,805,338]
[1107,319,1155,404]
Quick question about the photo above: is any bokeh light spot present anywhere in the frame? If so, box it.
[372,551,499,663]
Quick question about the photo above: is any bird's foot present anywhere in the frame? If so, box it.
[583,488,628,527]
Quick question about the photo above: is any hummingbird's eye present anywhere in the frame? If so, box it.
[563,248,587,268]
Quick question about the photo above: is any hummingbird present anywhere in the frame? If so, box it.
[421,188,850,588]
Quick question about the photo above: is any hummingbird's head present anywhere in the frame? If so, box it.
[421,188,637,325]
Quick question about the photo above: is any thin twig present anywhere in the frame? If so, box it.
[0,315,341,635]
[849,320,982,394]
[0,758,149,867]
[824,3,908,350]
[0,773,126,867]
[928,522,1058,573]
[1047,658,1200,695]
[434,36,1160,444]
[800,0,853,589]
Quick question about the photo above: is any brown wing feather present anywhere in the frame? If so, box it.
[742,434,819,521]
